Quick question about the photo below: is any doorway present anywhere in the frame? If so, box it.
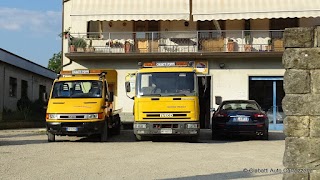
[198,76,211,129]
[249,77,285,131]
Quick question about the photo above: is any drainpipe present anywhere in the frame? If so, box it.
[62,0,72,70]
[0,65,5,121]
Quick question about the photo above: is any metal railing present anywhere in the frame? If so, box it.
[67,30,284,53]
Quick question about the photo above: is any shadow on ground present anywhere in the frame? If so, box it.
[163,170,282,180]
[0,129,285,145]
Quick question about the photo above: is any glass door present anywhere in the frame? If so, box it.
[249,77,285,131]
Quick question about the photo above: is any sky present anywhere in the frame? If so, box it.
[0,0,62,67]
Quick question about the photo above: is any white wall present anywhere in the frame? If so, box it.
[209,59,285,109]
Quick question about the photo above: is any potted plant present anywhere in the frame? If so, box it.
[86,39,95,52]
[72,38,87,52]
[227,38,235,52]
[61,27,71,39]
[266,39,272,51]
[124,40,132,53]
[244,34,252,52]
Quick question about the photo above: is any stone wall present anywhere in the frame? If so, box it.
[282,27,320,180]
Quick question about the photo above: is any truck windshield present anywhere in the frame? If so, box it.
[51,81,103,98]
[137,72,197,96]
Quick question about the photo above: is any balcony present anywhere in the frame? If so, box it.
[65,30,284,60]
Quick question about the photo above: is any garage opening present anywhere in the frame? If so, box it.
[198,76,211,129]
[249,77,285,131]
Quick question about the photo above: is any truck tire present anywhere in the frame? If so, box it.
[211,131,218,140]
[114,123,121,135]
[135,135,148,141]
[188,135,199,143]
[100,122,108,142]
[112,117,121,135]
[47,132,55,142]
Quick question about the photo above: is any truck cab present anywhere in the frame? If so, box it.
[45,69,121,142]
[126,61,200,142]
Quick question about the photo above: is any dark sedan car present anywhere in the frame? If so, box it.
[211,100,268,140]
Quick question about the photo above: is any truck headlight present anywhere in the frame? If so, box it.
[186,124,199,129]
[49,114,58,119]
[134,124,147,129]
[87,114,98,119]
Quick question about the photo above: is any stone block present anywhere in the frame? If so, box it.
[311,170,320,180]
[283,48,320,69]
[311,70,320,94]
[284,116,309,137]
[284,137,320,169]
[283,94,320,116]
[309,138,320,169]
[282,94,311,116]
[284,27,314,48]
[283,173,309,180]
[316,26,320,47]
[284,70,310,94]
[308,95,320,116]
[284,137,310,168]
[310,117,320,137]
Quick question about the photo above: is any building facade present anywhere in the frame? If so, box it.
[62,0,320,130]
[0,48,56,120]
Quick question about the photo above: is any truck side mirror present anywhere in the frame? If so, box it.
[215,96,222,105]
[43,92,48,103]
[125,82,131,92]
[107,92,114,102]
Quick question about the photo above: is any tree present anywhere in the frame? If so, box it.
[48,52,62,73]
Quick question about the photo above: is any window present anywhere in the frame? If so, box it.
[134,21,160,39]
[39,85,46,100]
[9,77,17,97]
[270,18,298,39]
[198,20,226,39]
[87,21,102,38]
[21,80,28,98]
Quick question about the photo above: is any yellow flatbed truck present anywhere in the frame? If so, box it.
[45,69,121,142]
[125,61,200,142]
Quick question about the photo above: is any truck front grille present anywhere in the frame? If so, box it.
[142,111,191,120]
[55,114,88,120]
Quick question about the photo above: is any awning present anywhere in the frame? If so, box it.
[192,0,320,21]
[71,0,190,21]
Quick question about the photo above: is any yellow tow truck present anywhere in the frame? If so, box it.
[125,61,200,142]
[45,69,121,142]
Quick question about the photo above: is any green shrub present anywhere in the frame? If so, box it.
[71,38,87,49]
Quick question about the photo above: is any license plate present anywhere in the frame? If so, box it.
[160,128,173,134]
[66,127,78,132]
[232,117,249,122]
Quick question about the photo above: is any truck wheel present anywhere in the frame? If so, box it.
[188,135,199,143]
[47,132,55,142]
[212,131,219,140]
[135,135,148,141]
[112,118,121,135]
[100,122,108,142]
[114,123,121,135]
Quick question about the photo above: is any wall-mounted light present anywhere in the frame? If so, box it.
[184,21,189,27]
[123,22,127,26]
[219,63,225,69]
[109,22,113,27]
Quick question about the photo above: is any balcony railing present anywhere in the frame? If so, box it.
[67,30,284,53]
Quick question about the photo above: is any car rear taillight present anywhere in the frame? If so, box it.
[253,113,266,118]
[215,112,228,118]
